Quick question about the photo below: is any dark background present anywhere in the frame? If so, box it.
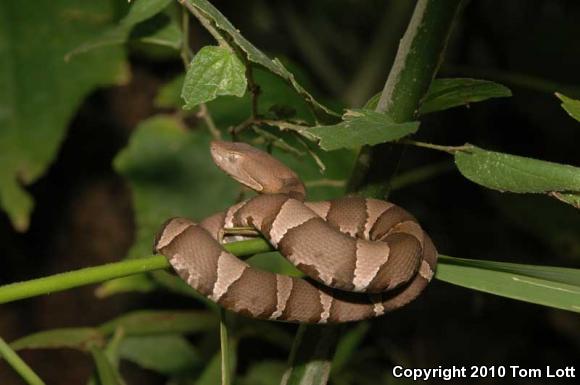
[1,0,579,383]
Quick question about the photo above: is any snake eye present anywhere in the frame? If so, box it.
[227,153,239,163]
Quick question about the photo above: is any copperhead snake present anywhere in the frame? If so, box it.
[154,141,437,323]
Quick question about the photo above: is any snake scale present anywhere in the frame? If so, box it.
[154,141,437,323]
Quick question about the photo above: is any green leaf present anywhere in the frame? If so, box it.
[556,92,580,122]
[308,109,419,151]
[156,65,315,124]
[549,191,580,208]
[436,255,580,313]
[11,328,104,352]
[418,78,512,115]
[455,145,580,204]
[119,335,201,374]
[90,346,125,385]
[181,0,338,122]
[66,0,174,58]
[95,274,157,298]
[182,45,247,109]
[113,115,238,258]
[99,310,217,336]
[0,0,126,230]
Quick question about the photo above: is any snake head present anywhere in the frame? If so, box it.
[210,141,306,200]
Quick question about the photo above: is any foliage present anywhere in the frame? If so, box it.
[1,0,579,384]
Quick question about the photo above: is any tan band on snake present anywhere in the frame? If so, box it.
[154,141,437,323]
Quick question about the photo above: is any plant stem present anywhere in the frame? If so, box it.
[348,0,464,198]
[0,239,272,305]
[0,337,46,385]
[219,308,231,385]
[400,139,472,154]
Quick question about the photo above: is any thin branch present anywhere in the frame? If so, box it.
[400,139,472,154]
[0,239,273,305]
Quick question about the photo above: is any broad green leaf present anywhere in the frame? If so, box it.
[418,78,511,115]
[113,115,238,258]
[66,0,174,58]
[182,45,247,109]
[119,335,201,374]
[455,145,580,203]
[156,65,314,124]
[436,255,580,313]
[90,346,125,385]
[308,109,419,151]
[99,310,217,336]
[181,0,338,123]
[11,328,104,352]
[556,92,580,123]
[0,0,126,230]
[281,325,340,385]
[95,274,157,298]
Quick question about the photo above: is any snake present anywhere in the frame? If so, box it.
[154,141,437,323]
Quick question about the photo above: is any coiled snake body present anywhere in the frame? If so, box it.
[154,141,437,323]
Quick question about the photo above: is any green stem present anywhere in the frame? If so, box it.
[219,308,231,385]
[0,239,272,305]
[0,337,46,385]
[348,0,464,198]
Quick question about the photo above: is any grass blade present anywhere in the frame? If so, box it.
[436,255,580,313]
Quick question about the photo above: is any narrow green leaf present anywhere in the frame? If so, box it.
[555,92,580,122]
[364,78,511,115]
[0,0,126,230]
[454,145,580,196]
[181,45,247,109]
[418,78,512,115]
[181,0,338,122]
[99,310,217,336]
[0,337,46,385]
[436,255,580,313]
[66,0,173,58]
[11,328,104,352]
[308,110,419,151]
[90,346,124,385]
[119,335,201,374]
[281,325,340,385]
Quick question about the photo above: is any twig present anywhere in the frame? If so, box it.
[400,139,472,154]
[198,104,221,140]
